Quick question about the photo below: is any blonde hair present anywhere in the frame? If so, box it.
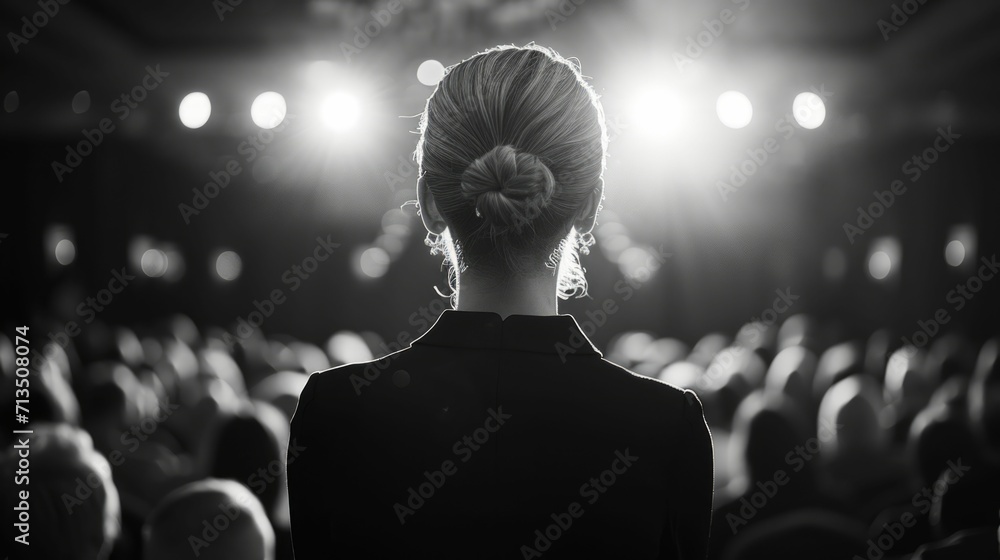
[414,43,607,302]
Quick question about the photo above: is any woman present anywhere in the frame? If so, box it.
[287,44,713,559]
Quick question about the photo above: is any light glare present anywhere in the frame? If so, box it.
[251,92,287,129]
[54,239,76,266]
[321,91,361,132]
[792,92,826,129]
[868,251,892,280]
[215,250,242,281]
[179,92,212,129]
[627,88,682,135]
[716,91,753,129]
[141,249,168,278]
[417,60,446,86]
[944,240,965,267]
[358,246,390,279]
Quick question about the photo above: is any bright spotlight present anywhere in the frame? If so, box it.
[320,91,361,132]
[179,92,212,129]
[627,88,682,135]
[792,92,826,129]
[417,60,446,86]
[141,249,168,278]
[54,239,76,266]
[214,250,243,281]
[251,92,287,129]
[716,91,753,129]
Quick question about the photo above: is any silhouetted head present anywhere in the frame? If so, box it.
[818,374,886,457]
[0,423,121,560]
[775,314,823,354]
[250,370,310,422]
[884,347,935,411]
[926,332,977,380]
[205,401,288,517]
[143,478,274,560]
[813,341,865,401]
[729,392,810,487]
[415,44,607,297]
[765,345,818,408]
[909,402,981,486]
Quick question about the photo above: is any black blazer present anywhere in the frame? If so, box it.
[288,310,713,559]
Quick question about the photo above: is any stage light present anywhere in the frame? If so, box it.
[72,90,90,114]
[626,87,683,136]
[46,225,75,267]
[251,91,287,129]
[141,248,168,278]
[945,224,975,268]
[417,59,446,86]
[379,232,408,256]
[355,246,390,279]
[320,91,361,132]
[214,250,242,281]
[54,239,76,266]
[868,252,891,280]
[179,92,212,129]
[3,91,17,113]
[867,237,900,281]
[944,240,965,267]
[128,236,153,272]
[792,92,826,129]
[381,208,412,235]
[618,245,661,284]
[716,90,752,129]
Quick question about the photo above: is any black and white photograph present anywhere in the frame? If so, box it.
[1,0,999,558]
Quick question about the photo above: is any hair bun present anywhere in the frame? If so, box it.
[460,144,556,235]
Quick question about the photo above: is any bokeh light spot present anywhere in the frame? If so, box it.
[179,92,212,129]
[251,91,287,129]
[716,91,753,129]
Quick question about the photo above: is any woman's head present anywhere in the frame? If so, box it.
[414,44,607,297]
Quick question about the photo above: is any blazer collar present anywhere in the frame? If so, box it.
[411,310,602,357]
